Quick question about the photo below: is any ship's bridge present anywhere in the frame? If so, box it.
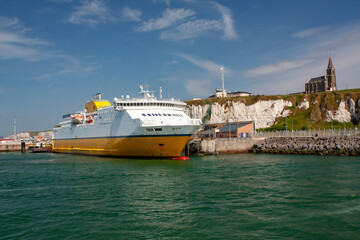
[113,85,186,111]
[113,98,186,111]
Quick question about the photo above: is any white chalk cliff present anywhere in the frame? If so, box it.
[187,100,293,128]
[187,96,360,128]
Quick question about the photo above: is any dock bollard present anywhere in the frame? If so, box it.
[21,141,26,153]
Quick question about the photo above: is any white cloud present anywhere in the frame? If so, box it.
[292,27,327,38]
[0,16,20,29]
[167,59,178,65]
[137,3,238,42]
[160,19,222,40]
[176,53,226,74]
[186,79,212,97]
[136,8,195,32]
[213,2,238,40]
[0,16,49,61]
[243,59,311,78]
[40,70,73,80]
[121,7,142,22]
[67,0,114,27]
[153,0,170,5]
[0,15,81,77]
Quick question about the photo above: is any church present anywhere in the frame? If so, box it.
[305,57,337,94]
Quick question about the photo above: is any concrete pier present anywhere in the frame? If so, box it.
[0,142,21,152]
[189,138,264,155]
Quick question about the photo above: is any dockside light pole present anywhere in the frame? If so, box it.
[13,115,16,141]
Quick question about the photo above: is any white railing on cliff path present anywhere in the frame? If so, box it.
[254,128,359,138]
[194,127,359,139]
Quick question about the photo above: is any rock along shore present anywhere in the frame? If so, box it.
[251,137,360,156]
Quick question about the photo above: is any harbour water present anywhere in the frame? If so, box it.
[1,152,360,239]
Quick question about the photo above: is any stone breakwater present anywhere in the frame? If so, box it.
[251,137,360,156]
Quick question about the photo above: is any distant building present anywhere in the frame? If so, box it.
[195,121,255,139]
[216,121,255,138]
[227,91,252,97]
[305,57,337,94]
[209,90,252,99]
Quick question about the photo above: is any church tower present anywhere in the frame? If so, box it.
[326,56,337,91]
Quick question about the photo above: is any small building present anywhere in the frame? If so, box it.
[227,91,252,97]
[209,91,252,99]
[216,121,255,138]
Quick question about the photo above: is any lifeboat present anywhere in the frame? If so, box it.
[71,114,84,124]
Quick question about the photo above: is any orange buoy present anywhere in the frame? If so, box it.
[172,156,189,161]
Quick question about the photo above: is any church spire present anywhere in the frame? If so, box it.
[327,56,334,69]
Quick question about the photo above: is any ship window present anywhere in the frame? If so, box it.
[142,114,146,116]
[152,114,155,116]
[158,113,162,116]
[146,128,154,132]
[154,128,162,131]
[147,114,151,116]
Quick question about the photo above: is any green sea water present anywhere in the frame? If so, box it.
[1,152,360,239]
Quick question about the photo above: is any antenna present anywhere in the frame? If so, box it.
[160,86,163,99]
[220,66,225,97]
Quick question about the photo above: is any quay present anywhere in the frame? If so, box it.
[189,128,360,156]
[0,140,21,152]
[0,140,52,153]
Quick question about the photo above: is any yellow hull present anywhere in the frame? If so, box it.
[52,135,192,158]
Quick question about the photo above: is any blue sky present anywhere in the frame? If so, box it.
[1,0,360,136]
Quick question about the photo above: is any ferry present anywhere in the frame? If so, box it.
[52,86,202,158]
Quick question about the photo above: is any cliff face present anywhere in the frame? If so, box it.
[188,100,292,128]
[186,89,360,129]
